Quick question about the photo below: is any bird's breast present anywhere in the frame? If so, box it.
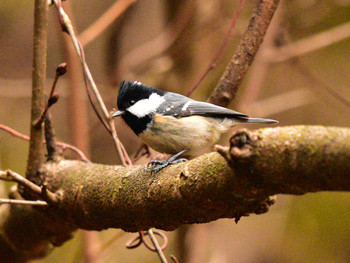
[139,114,234,157]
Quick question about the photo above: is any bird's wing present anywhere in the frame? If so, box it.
[161,92,248,118]
[184,100,248,117]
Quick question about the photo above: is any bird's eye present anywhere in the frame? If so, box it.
[129,100,135,106]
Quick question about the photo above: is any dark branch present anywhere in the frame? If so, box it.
[44,112,59,161]
[186,0,246,97]
[33,62,66,127]
[27,0,49,179]
[208,0,280,106]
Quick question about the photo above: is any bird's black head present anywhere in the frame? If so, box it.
[114,81,166,135]
[117,81,164,112]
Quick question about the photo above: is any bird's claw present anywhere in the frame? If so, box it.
[147,160,165,167]
[148,149,188,173]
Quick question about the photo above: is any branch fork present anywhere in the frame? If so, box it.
[0,169,60,206]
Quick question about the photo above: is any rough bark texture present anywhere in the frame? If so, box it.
[208,0,280,107]
[43,126,350,232]
[1,126,349,262]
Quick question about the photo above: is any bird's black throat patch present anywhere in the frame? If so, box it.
[122,111,152,135]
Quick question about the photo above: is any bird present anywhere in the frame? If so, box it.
[112,81,278,171]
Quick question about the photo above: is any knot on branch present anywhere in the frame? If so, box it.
[229,129,257,158]
[215,129,258,166]
[216,129,265,187]
[233,195,276,223]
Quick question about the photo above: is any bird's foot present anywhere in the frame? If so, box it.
[148,149,188,173]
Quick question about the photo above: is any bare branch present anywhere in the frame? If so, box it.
[291,59,350,110]
[0,170,43,197]
[95,231,125,260]
[38,63,67,161]
[121,0,195,70]
[0,169,58,204]
[186,0,246,97]
[236,0,286,113]
[33,63,66,127]
[0,124,90,162]
[245,88,315,117]
[0,198,48,206]
[0,170,41,195]
[208,0,280,107]
[147,229,168,263]
[27,0,49,179]
[262,21,350,63]
[79,0,138,47]
[53,0,131,165]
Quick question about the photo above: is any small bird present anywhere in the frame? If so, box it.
[113,81,277,170]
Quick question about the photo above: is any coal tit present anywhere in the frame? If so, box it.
[112,81,278,160]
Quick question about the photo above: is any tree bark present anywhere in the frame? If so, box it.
[208,0,280,107]
[1,125,349,262]
[27,0,48,180]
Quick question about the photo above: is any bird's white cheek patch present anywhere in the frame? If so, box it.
[127,93,165,118]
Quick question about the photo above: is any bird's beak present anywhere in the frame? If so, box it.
[112,110,124,118]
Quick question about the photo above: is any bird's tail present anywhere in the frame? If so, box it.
[240,117,278,124]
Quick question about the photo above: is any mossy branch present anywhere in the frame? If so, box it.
[42,125,350,233]
[1,125,349,262]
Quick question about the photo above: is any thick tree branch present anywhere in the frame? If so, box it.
[208,0,279,106]
[1,126,349,262]
[41,125,350,232]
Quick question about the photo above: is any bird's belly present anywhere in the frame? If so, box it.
[139,115,226,157]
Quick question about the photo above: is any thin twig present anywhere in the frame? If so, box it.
[170,255,179,263]
[0,124,90,162]
[33,63,67,127]
[61,1,93,168]
[79,0,138,47]
[262,20,350,63]
[0,198,48,206]
[98,231,125,254]
[0,170,58,203]
[55,0,110,132]
[246,88,315,117]
[132,144,151,164]
[126,232,143,249]
[41,63,67,161]
[186,0,246,97]
[126,230,168,252]
[0,170,42,195]
[142,230,168,252]
[53,0,130,165]
[121,0,195,70]
[88,231,126,263]
[147,229,168,263]
[292,59,350,109]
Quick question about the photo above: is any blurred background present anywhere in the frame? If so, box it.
[0,0,350,262]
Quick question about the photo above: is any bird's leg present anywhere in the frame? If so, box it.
[132,143,152,163]
[148,149,188,173]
